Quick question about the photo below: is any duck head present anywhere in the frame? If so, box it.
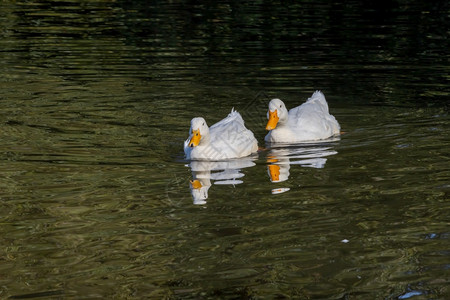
[188,117,210,147]
[266,98,288,130]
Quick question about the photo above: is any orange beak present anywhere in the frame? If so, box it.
[268,164,280,182]
[190,179,202,189]
[266,110,279,130]
[189,129,201,147]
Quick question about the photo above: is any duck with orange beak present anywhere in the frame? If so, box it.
[265,91,340,143]
[184,109,258,160]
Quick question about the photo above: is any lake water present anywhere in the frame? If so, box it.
[0,1,449,299]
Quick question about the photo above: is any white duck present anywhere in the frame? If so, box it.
[265,91,340,143]
[184,109,258,160]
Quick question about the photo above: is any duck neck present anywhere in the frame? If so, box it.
[199,132,211,146]
[277,117,288,128]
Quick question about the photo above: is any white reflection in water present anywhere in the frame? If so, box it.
[271,187,291,194]
[266,142,339,191]
[187,158,256,205]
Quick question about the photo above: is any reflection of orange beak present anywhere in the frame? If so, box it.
[266,110,279,130]
[268,164,280,182]
[190,179,202,189]
[189,129,201,147]
[267,156,278,163]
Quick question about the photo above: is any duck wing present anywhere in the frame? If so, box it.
[210,109,257,157]
[288,91,340,135]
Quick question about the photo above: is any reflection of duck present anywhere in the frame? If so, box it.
[188,158,256,205]
[267,157,290,183]
[184,109,258,160]
[266,145,338,183]
[189,171,212,205]
[265,91,340,143]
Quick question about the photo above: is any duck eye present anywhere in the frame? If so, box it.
[280,105,282,108]
[202,122,204,126]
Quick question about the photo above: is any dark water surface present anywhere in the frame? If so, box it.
[0,1,449,299]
